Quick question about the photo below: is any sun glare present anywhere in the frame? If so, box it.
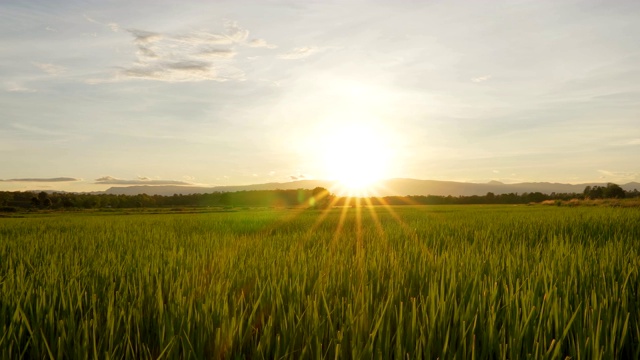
[322,122,391,196]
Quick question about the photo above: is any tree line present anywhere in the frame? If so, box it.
[0,183,637,211]
[0,188,333,210]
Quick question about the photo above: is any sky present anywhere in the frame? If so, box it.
[1,0,639,192]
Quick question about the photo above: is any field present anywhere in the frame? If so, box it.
[1,205,639,359]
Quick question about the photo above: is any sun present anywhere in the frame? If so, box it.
[322,122,391,196]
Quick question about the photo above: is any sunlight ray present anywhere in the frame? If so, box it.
[355,197,363,249]
[331,196,352,246]
[363,196,386,238]
[375,196,433,258]
[304,191,344,237]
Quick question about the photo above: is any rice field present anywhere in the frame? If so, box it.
[1,205,639,359]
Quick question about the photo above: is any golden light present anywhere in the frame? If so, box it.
[321,121,391,196]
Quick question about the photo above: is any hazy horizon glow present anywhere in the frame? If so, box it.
[1,0,639,192]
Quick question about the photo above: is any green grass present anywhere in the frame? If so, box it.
[1,205,639,359]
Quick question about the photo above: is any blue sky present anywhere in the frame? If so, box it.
[1,0,639,192]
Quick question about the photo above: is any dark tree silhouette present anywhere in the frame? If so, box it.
[604,183,625,199]
[584,183,625,199]
[311,187,332,209]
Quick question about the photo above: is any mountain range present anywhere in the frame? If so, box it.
[97,179,640,197]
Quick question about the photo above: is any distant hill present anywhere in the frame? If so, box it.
[379,179,640,196]
[99,179,640,197]
[102,180,335,196]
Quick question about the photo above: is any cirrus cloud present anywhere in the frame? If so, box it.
[247,38,277,49]
[32,62,66,76]
[472,75,492,83]
[277,46,320,60]
[103,21,264,83]
[85,19,322,84]
[6,82,37,93]
[597,170,639,181]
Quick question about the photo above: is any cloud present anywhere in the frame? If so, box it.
[88,20,279,83]
[472,75,492,83]
[10,123,72,138]
[197,48,237,59]
[608,138,640,147]
[84,14,120,33]
[119,62,244,83]
[129,29,162,44]
[592,92,639,102]
[94,176,193,185]
[247,38,277,49]
[223,21,249,43]
[32,62,66,76]
[290,174,307,180]
[278,46,320,60]
[597,170,639,181]
[109,22,262,83]
[6,82,36,93]
[173,31,234,46]
[0,177,80,182]
[83,14,100,25]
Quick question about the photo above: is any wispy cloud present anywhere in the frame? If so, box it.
[223,21,249,43]
[605,138,640,147]
[597,170,639,181]
[32,62,66,76]
[196,48,237,59]
[107,23,120,32]
[108,21,269,83]
[472,75,492,83]
[278,46,320,60]
[248,38,277,49]
[11,123,65,137]
[129,29,162,44]
[94,176,193,185]
[6,82,36,93]
[0,177,80,182]
[85,20,280,83]
[83,14,100,25]
[592,92,640,103]
[83,14,120,32]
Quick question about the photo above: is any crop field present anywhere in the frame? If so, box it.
[1,205,639,359]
